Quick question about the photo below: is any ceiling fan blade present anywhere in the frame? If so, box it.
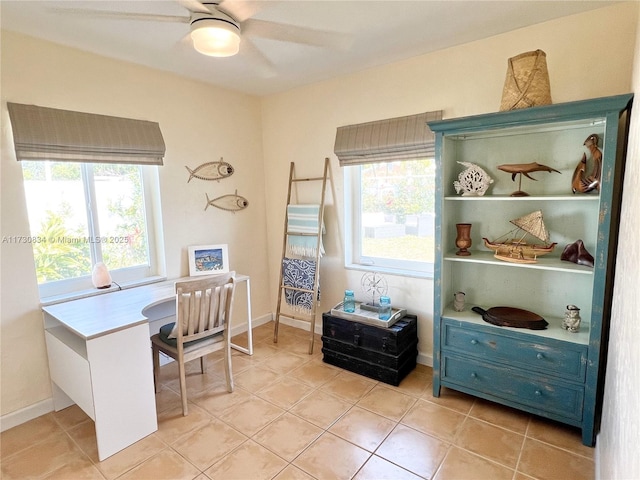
[175,0,213,15]
[242,19,351,50]
[217,0,267,22]
[241,38,277,78]
[48,7,190,24]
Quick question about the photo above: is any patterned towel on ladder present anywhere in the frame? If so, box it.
[286,204,325,258]
[282,258,319,314]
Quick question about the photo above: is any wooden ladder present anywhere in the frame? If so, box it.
[273,158,330,354]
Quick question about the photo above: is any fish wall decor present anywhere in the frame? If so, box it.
[186,157,234,182]
[205,190,249,213]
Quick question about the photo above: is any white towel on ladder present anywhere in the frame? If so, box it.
[286,204,325,258]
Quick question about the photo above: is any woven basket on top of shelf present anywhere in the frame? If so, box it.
[499,49,552,111]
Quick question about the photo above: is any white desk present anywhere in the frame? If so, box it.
[42,275,253,461]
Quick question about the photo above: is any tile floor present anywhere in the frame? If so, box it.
[1,321,595,480]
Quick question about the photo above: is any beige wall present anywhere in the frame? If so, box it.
[1,5,639,473]
[261,2,638,363]
[598,6,640,479]
[1,31,271,417]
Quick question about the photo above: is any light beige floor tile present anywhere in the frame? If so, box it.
[1,431,88,479]
[0,413,62,458]
[117,448,201,480]
[253,412,323,461]
[293,432,371,479]
[155,404,213,445]
[320,371,376,403]
[257,376,315,408]
[43,455,105,480]
[273,464,316,480]
[423,386,475,414]
[376,424,449,479]
[289,359,341,387]
[518,437,595,480]
[329,406,396,452]
[401,398,467,442]
[192,383,253,417]
[163,370,226,399]
[356,384,417,421]
[234,364,282,391]
[262,350,314,375]
[469,398,531,434]
[394,368,431,397]
[205,439,288,480]
[354,454,424,480]
[235,342,279,362]
[65,421,100,461]
[94,433,167,480]
[434,446,514,480]
[218,395,285,436]
[527,416,594,458]
[171,418,248,470]
[51,404,92,431]
[454,417,524,468]
[289,389,353,429]
[155,384,185,414]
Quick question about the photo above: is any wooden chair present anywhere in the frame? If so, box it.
[151,272,235,415]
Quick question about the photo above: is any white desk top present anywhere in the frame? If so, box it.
[42,274,248,340]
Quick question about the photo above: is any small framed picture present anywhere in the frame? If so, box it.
[188,244,229,276]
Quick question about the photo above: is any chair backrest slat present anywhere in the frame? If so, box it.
[174,272,236,344]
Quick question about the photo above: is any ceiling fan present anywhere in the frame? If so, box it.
[50,0,351,75]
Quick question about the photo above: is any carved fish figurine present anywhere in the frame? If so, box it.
[205,190,249,213]
[186,158,234,182]
[497,162,561,181]
[572,134,602,194]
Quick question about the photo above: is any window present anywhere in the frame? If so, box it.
[345,158,435,277]
[21,160,160,298]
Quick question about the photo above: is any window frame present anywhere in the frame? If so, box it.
[23,161,164,300]
[344,163,435,279]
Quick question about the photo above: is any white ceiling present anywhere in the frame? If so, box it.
[1,0,616,96]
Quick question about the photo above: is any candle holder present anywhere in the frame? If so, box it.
[455,223,472,256]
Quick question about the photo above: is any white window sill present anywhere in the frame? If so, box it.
[40,276,167,307]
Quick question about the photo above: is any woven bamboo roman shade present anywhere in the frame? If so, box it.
[334,110,442,166]
[7,103,165,165]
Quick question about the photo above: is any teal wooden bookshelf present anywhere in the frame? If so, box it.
[429,94,632,446]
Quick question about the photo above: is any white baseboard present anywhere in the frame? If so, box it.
[1,398,55,432]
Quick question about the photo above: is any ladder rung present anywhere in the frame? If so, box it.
[286,231,319,236]
[292,176,325,182]
[280,285,315,293]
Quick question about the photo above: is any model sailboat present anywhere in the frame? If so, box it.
[482,210,556,264]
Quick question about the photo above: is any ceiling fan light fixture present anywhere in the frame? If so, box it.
[190,14,240,57]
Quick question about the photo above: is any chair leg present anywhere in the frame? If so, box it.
[200,356,206,374]
[224,340,234,393]
[178,359,188,416]
[152,344,160,394]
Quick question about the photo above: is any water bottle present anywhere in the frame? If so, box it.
[343,290,356,313]
[378,296,392,320]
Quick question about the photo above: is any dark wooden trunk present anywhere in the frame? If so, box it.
[321,313,418,386]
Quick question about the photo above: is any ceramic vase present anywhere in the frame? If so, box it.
[455,223,472,256]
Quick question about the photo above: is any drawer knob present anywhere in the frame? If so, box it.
[536,353,544,360]
[470,339,478,345]
[535,389,542,396]
[470,372,477,378]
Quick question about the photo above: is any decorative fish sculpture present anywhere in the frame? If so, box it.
[186,158,234,182]
[572,134,602,194]
[205,190,249,213]
[497,162,561,181]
